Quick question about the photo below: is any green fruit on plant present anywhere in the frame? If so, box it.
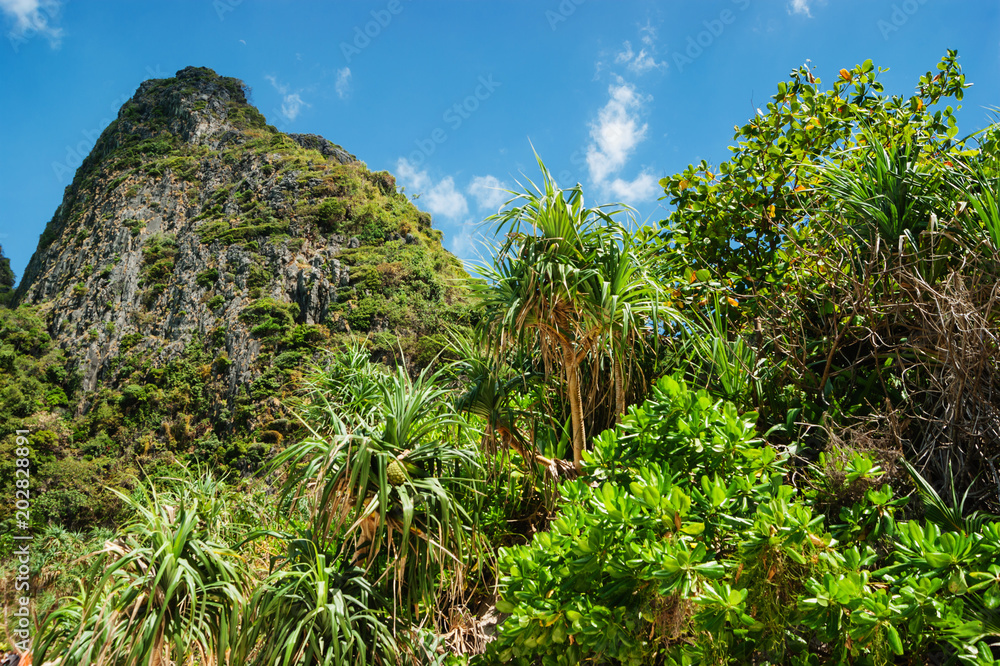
[387,458,408,486]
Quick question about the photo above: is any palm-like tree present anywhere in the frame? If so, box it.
[589,224,666,423]
[475,157,666,471]
[476,160,608,472]
[951,148,1000,254]
[818,130,951,270]
[450,327,578,483]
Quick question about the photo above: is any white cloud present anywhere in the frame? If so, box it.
[788,0,812,17]
[425,177,468,219]
[585,80,650,184]
[396,158,469,220]
[335,67,352,99]
[265,75,309,122]
[281,93,306,121]
[611,23,666,75]
[0,0,62,47]
[395,157,429,190]
[615,40,634,64]
[628,49,666,74]
[639,20,656,46]
[588,22,664,203]
[606,172,659,202]
[467,175,509,211]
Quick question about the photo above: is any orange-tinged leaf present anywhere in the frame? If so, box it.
[767,204,776,218]
[839,68,852,81]
[794,185,807,192]
[706,172,715,180]
[678,178,689,191]
[688,272,697,284]
[727,296,738,307]
[916,98,924,111]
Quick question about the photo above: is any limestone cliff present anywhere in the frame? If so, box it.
[15,66,470,427]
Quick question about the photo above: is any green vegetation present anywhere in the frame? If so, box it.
[123,218,144,235]
[0,244,14,306]
[196,217,291,245]
[36,471,249,664]
[196,267,219,288]
[239,297,299,339]
[6,53,1000,664]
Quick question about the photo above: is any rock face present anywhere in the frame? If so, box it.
[16,66,469,406]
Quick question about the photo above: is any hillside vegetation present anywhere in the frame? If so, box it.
[0,66,474,536]
[4,52,1000,664]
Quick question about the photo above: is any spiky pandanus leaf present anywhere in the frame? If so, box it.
[34,474,249,666]
[233,537,397,666]
[271,356,484,637]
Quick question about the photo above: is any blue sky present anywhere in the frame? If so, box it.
[1,0,998,283]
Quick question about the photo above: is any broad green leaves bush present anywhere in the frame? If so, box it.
[488,377,1000,664]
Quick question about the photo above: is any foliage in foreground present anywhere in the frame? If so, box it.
[35,472,248,665]
[29,352,484,665]
[487,377,1000,664]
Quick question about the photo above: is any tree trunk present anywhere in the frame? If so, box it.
[614,351,625,423]
[563,342,587,473]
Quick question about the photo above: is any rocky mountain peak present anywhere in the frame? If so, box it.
[123,66,256,147]
[14,66,470,431]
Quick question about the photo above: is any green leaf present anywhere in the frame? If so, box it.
[496,600,516,614]
[886,625,903,655]
[680,522,705,536]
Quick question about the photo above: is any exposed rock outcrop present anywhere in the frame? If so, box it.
[16,66,470,413]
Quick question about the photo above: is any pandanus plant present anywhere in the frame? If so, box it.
[35,472,249,666]
[253,349,483,662]
[474,155,667,471]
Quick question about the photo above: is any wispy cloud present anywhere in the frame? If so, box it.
[612,24,667,75]
[629,49,667,75]
[587,20,665,203]
[447,220,491,268]
[281,94,306,121]
[1,0,63,47]
[615,41,635,65]
[639,20,656,46]
[606,172,659,202]
[467,175,509,211]
[788,0,813,17]
[586,80,650,185]
[265,75,310,122]
[335,67,352,99]
[396,158,469,219]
